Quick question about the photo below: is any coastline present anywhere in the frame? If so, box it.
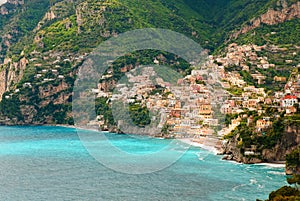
[254,163,286,168]
[178,137,223,155]
[1,124,286,168]
[177,137,286,168]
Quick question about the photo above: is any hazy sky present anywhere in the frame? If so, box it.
[0,0,7,6]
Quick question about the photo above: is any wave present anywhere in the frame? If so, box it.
[267,171,285,175]
[254,163,285,168]
[223,193,246,201]
[232,183,247,191]
[257,184,264,189]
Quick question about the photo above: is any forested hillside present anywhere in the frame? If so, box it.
[0,0,299,125]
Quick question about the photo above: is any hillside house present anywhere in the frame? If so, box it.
[256,119,272,130]
[220,104,232,114]
[281,95,298,107]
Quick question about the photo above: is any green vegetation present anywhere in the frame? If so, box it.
[227,87,243,96]
[239,70,255,86]
[95,97,115,126]
[110,50,190,81]
[95,97,151,128]
[236,18,300,47]
[0,2,20,30]
[0,0,300,125]
[1,0,290,61]
[0,0,53,61]
[287,175,300,190]
[0,92,23,121]
[129,101,151,127]
[287,147,300,175]
[225,113,239,126]
[226,111,285,155]
[42,16,79,52]
[263,186,300,201]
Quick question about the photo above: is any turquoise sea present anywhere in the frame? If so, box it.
[0,126,287,201]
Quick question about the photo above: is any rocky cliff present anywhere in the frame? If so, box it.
[222,124,300,164]
[0,57,28,100]
[231,1,300,39]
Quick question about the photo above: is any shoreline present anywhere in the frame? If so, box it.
[178,137,223,155]
[177,137,285,168]
[0,124,286,168]
[254,163,286,168]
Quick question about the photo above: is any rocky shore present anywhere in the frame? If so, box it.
[221,125,300,165]
[178,136,286,168]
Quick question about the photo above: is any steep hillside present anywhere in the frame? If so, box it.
[0,0,54,62]
[1,4,300,201]
[222,118,300,163]
[0,0,300,125]
[217,1,300,164]
[0,0,214,124]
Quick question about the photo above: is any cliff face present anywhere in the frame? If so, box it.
[222,134,264,164]
[262,125,300,161]
[223,124,300,164]
[0,57,28,99]
[285,127,300,175]
[231,1,300,39]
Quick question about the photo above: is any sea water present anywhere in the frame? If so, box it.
[0,126,287,201]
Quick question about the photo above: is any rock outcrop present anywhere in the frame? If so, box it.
[0,57,28,100]
[231,1,300,39]
[222,124,300,164]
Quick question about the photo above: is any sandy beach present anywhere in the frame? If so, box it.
[178,137,223,154]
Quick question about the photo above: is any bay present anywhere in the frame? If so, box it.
[0,126,286,201]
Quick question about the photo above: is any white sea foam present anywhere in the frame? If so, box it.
[255,163,285,168]
[258,184,264,189]
[267,171,286,175]
[232,184,247,191]
[250,179,257,184]
[222,158,241,165]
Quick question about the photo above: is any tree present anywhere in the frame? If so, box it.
[287,175,300,190]
[286,147,300,174]
[161,123,169,135]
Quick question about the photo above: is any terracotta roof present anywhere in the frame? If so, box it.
[284,95,297,99]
